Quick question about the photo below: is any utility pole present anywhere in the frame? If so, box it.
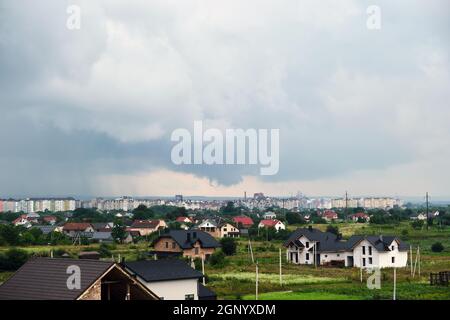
[393,268,397,301]
[279,248,282,286]
[202,255,206,285]
[345,191,348,216]
[255,262,259,300]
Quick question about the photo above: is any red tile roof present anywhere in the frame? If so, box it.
[233,216,254,226]
[63,222,93,231]
[131,220,160,229]
[259,219,281,227]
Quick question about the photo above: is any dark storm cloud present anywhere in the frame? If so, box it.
[0,0,449,195]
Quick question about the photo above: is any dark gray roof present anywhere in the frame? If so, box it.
[285,228,409,252]
[284,228,337,247]
[92,231,113,240]
[347,235,409,252]
[125,259,203,282]
[198,283,217,299]
[32,225,56,235]
[157,230,221,249]
[0,257,114,300]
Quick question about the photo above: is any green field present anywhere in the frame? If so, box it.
[206,222,450,300]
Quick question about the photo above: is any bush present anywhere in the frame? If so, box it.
[411,220,424,230]
[209,250,226,267]
[431,242,444,253]
[220,238,237,256]
[0,248,29,271]
[98,243,112,257]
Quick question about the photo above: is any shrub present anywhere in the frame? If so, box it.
[98,243,112,257]
[431,242,444,253]
[209,250,226,267]
[0,248,29,271]
[220,238,237,256]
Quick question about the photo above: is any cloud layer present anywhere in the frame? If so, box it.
[0,0,449,197]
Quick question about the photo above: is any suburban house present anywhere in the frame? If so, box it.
[124,259,216,300]
[0,257,159,300]
[62,222,95,238]
[32,225,57,235]
[284,227,409,269]
[258,219,286,231]
[127,219,166,236]
[263,212,277,220]
[176,216,194,224]
[349,212,370,222]
[91,222,113,232]
[151,230,221,260]
[12,215,32,227]
[233,216,254,229]
[197,219,240,238]
[321,210,338,222]
[410,213,427,221]
[42,215,57,225]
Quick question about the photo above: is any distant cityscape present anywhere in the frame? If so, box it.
[0,193,406,214]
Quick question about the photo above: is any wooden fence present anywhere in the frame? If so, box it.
[430,271,449,286]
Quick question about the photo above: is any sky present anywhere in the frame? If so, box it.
[0,0,449,198]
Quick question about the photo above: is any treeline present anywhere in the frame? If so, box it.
[0,225,71,246]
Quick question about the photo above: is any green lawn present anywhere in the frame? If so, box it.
[243,291,361,300]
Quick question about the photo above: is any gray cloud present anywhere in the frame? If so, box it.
[0,0,449,196]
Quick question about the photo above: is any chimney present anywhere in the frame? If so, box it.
[120,257,126,266]
[379,235,383,242]
[308,226,313,231]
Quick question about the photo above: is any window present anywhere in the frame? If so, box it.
[195,247,199,255]
[362,258,366,266]
[306,253,310,260]
[362,246,366,255]
[392,257,395,264]
[368,257,373,264]
[325,255,328,258]
[185,294,194,300]
[337,254,340,257]
[172,242,176,249]
[305,241,310,248]
[391,245,395,251]
[165,242,169,249]
[368,246,372,255]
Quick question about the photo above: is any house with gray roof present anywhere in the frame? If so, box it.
[151,230,221,260]
[124,259,216,300]
[284,227,409,268]
[0,257,159,300]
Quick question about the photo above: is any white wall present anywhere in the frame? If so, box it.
[138,277,199,300]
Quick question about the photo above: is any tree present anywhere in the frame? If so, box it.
[0,248,29,270]
[411,220,424,230]
[209,250,226,267]
[112,219,127,243]
[431,242,444,253]
[220,238,237,256]
[286,212,305,225]
[0,225,20,245]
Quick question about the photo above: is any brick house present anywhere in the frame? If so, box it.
[151,230,221,260]
[0,257,159,300]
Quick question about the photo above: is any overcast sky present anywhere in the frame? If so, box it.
[0,0,449,198]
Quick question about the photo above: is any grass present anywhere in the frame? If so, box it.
[207,223,450,300]
[243,291,361,300]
